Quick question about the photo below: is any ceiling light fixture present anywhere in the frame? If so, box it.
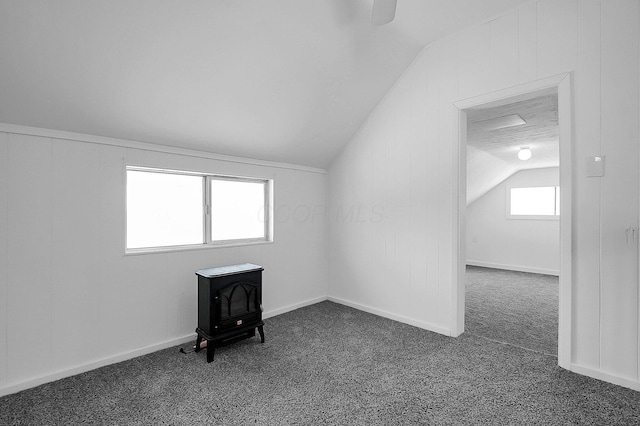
[518,147,532,161]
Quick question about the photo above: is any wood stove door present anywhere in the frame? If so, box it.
[216,281,261,332]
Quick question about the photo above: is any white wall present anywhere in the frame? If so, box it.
[328,0,640,390]
[0,128,328,396]
[466,167,560,275]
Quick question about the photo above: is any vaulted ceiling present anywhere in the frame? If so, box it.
[0,0,531,168]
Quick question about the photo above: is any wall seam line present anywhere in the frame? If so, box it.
[411,95,417,318]
[3,135,8,384]
[636,0,640,383]
[597,0,603,371]
[517,6,521,83]
[49,138,54,371]
[535,0,539,80]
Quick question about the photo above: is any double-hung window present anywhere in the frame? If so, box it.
[126,167,272,252]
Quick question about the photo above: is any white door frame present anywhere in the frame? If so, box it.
[452,73,573,369]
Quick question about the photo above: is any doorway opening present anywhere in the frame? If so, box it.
[453,74,573,369]
[465,90,559,356]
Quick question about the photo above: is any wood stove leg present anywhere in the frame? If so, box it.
[194,334,203,353]
[257,325,265,343]
[206,342,214,363]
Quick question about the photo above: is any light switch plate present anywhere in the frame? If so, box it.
[586,156,604,177]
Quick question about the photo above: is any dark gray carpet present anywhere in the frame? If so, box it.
[1,301,639,425]
[465,266,558,356]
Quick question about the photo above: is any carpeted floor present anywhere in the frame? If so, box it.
[1,301,639,425]
[465,265,558,355]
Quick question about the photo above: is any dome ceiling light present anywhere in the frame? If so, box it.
[518,147,532,161]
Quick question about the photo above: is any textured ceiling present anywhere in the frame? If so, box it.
[467,92,559,169]
[0,0,531,168]
[466,90,559,205]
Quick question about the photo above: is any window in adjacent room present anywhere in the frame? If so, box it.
[508,186,560,219]
[126,167,272,252]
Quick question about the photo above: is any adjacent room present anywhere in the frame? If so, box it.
[464,91,560,355]
[1,0,640,424]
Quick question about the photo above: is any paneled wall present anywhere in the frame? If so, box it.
[328,0,640,389]
[466,168,560,275]
[0,130,328,395]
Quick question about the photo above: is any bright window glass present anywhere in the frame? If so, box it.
[126,170,204,249]
[510,186,559,216]
[210,179,266,241]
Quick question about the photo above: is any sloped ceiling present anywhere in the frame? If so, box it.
[466,91,559,205]
[0,0,530,168]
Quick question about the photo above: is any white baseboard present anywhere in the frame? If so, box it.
[466,260,560,276]
[0,334,196,398]
[327,296,451,336]
[263,296,328,319]
[5,296,636,397]
[0,297,330,398]
[570,363,640,392]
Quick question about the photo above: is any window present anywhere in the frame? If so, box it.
[508,186,560,219]
[210,178,267,242]
[126,170,204,249]
[126,167,272,251]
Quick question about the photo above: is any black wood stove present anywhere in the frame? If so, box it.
[194,263,265,363]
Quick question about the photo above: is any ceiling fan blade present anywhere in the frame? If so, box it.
[372,0,397,26]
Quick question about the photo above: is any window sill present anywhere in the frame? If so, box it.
[124,240,274,256]
[506,215,560,221]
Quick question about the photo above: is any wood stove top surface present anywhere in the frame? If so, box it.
[195,263,263,278]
